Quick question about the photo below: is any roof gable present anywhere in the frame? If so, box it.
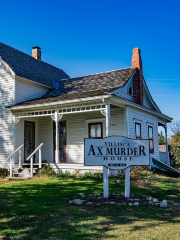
[7,67,136,106]
[0,42,69,88]
[143,79,161,112]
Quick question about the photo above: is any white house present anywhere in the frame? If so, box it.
[0,42,172,174]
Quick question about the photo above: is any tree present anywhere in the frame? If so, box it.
[169,120,180,169]
[158,131,165,145]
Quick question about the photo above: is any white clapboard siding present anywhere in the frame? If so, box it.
[113,77,134,102]
[127,107,159,160]
[0,59,14,168]
[143,87,156,110]
[65,107,125,164]
[15,118,39,164]
[15,76,49,104]
[38,116,53,163]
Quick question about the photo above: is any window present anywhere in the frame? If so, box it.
[148,126,154,153]
[89,122,103,138]
[128,86,133,96]
[135,123,141,139]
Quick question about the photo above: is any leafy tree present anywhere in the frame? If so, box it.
[169,121,180,169]
[158,131,165,145]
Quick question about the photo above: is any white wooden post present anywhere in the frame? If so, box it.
[125,106,131,198]
[165,123,169,162]
[125,166,130,198]
[39,147,42,169]
[31,157,33,178]
[55,110,60,164]
[103,102,110,198]
[10,157,13,177]
[19,149,21,169]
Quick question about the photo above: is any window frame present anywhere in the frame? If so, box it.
[148,125,154,153]
[88,122,103,139]
[135,122,141,139]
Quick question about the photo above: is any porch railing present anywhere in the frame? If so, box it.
[6,144,24,177]
[26,143,44,178]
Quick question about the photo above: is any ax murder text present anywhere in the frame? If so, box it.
[88,141,146,161]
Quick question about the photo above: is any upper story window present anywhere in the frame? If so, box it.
[148,126,154,153]
[135,123,141,139]
[89,122,103,138]
[128,86,133,96]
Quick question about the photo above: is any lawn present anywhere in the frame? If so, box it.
[0,173,180,240]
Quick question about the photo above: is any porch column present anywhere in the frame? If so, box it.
[103,101,110,198]
[51,110,63,164]
[165,123,169,162]
[125,106,130,198]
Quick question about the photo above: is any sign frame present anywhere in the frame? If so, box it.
[84,136,150,170]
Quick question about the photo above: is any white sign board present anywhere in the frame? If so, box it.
[84,136,150,169]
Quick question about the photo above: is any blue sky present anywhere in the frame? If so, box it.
[1,0,180,130]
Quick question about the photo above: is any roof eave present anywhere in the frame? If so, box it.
[6,94,112,110]
[111,95,172,122]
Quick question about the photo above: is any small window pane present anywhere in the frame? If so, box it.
[135,123,141,139]
[89,123,102,138]
[148,126,154,153]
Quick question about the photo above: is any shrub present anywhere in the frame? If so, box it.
[40,163,56,176]
[130,166,152,180]
[0,168,9,177]
[56,171,75,179]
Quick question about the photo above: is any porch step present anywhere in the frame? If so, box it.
[22,163,46,169]
[6,177,31,180]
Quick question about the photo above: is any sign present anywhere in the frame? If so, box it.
[84,136,150,169]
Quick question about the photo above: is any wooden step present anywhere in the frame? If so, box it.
[6,177,31,180]
[22,163,46,169]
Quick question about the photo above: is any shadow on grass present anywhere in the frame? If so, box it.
[0,176,180,239]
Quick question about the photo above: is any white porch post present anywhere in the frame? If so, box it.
[103,101,110,198]
[51,110,63,164]
[165,123,169,162]
[55,110,60,164]
[125,106,130,198]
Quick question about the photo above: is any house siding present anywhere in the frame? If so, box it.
[65,107,124,164]
[113,77,134,102]
[0,59,14,167]
[15,77,49,104]
[127,107,159,160]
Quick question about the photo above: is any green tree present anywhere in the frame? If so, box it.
[169,121,180,169]
[158,131,165,145]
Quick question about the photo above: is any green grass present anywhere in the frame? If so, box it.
[0,174,180,239]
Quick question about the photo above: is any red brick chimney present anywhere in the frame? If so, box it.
[32,46,41,61]
[132,48,143,105]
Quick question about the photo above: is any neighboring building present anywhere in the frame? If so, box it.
[0,42,172,172]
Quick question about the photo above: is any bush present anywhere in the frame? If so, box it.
[56,171,75,179]
[40,163,56,176]
[0,168,9,177]
[80,171,103,179]
[130,166,152,180]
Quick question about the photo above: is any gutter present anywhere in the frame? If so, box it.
[6,95,112,110]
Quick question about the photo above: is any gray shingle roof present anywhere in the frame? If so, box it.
[12,67,136,106]
[0,42,69,87]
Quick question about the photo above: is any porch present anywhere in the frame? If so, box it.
[13,99,126,169]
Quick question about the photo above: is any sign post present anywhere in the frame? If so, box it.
[84,136,150,198]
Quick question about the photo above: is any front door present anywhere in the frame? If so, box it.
[53,121,67,163]
[24,121,35,163]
